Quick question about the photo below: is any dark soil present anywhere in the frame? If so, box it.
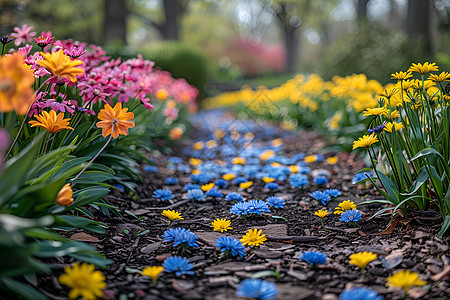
[34,111,450,300]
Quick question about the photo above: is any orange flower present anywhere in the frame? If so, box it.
[37,49,84,82]
[56,183,74,206]
[169,127,184,140]
[0,54,36,115]
[96,102,135,139]
[29,110,73,133]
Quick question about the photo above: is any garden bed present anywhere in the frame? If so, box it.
[32,110,449,300]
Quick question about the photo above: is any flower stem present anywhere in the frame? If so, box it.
[3,79,49,163]
[71,129,114,184]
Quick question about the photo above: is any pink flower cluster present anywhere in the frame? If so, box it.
[9,24,198,118]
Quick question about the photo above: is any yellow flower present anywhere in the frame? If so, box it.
[192,141,204,150]
[349,251,377,269]
[428,71,450,83]
[96,102,135,139]
[289,165,300,173]
[244,132,255,140]
[155,88,169,101]
[408,62,438,75]
[378,88,398,100]
[211,218,233,232]
[334,200,357,215]
[271,138,283,147]
[240,228,267,246]
[206,140,217,148]
[262,177,275,183]
[29,110,74,133]
[384,121,404,133]
[161,210,183,222]
[230,131,240,140]
[352,133,378,150]
[192,169,201,175]
[363,107,389,117]
[239,181,253,189]
[304,155,317,163]
[56,183,74,206]
[391,71,413,81]
[0,54,36,115]
[232,157,247,165]
[214,129,225,139]
[389,110,400,119]
[411,79,435,90]
[58,262,106,300]
[189,158,202,167]
[201,183,214,191]
[222,173,236,181]
[259,150,275,161]
[38,49,84,82]
[314,209,328,218]
[270,162,282,167]
[386,270,426,291]
[142,266,164,282]
[326,156,339,165]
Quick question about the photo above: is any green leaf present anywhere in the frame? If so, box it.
[401,167,429,196]
[376,171,400,205]
[0,278,47,300]
[428,166,444,200]
[23,228,69,242]
[438,215,450,238]
[0,133,44,205]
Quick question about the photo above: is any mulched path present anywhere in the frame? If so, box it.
[35,110,450,300]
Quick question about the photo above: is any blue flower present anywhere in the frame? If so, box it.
[190,173,210,184]
[248,200,271,215]
[313,175,328,185]
[205,188,223,198]
[214,178,228,188]
[232,176,249,185]
[177,164,191,173]
[352,171,375,184]
[165,177,179,185]
[264,182,279,190]
[152,189,174,201]
[300,251,327,266]
[339,209,362,223]
[113,184,125,192]
[187,189,205,201]
[265,196,285,209]
[290,174,309,188]
[143,165,158,173]
[183,183,201,191]
[324,189,342,198]
[163,256,195,277]
[236,278,278,300]
[310,191,332,205]
[162,227,199,247]
[368,122,387,134]
[339,287,383,300]
[230,201,250,215]
[225,192,244,202]
[215,237,246,257]
[168,157,183,164]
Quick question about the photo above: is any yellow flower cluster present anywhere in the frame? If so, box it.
[204,73,384,119]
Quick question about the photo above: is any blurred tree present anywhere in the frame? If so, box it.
[356,0,369,19]
[130,0,189,40]
[104,0,128,45]
[407,0,432,55]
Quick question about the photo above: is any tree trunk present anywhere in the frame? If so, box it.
[357,0,369,19]
[407,0,432,55]
[284,25,298,74]
[103,0,127,45]
[163,0,179,40]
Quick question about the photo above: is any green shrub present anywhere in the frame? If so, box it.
[318,24,427,84]
[140,41,209,99]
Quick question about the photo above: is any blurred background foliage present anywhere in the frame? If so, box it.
[2,0,450,100]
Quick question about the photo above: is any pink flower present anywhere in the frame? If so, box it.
[10,24,37,46]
